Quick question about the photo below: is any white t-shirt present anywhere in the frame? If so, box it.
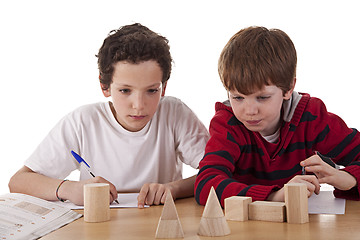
[25,96,209,192]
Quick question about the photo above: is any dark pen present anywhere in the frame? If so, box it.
[71,150,119,204]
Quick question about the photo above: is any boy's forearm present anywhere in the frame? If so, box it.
[167,175,196,199]
[9,166,62,201]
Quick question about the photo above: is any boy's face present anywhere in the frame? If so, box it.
[101,60,165,132]
[229,84,293,136]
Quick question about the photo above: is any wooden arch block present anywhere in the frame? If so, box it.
[197,187,231,237]
[155,191,184,238]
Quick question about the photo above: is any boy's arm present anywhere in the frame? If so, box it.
[9,166,68,201]
[137,175,196,208]
[301,155,357,191]
[9,166,118,205]
[167,175,196,199]
[267,174,321,201]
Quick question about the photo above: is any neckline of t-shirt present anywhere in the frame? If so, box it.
[103,101,152,136]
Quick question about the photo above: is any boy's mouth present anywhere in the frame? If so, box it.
[129,115,146,120]
[246,120,261,125]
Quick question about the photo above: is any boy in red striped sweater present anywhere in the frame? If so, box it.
[195,26,360,207]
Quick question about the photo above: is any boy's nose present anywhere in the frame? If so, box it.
[132,94,145,110]
[244,101,258,115]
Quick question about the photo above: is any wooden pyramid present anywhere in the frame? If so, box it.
[155,191,184,238]
[197,187,231,237]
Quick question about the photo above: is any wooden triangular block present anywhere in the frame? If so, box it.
[155,191,184,238]
[197,187,231,237]
[159,191,179,220]
[202,187,225,218]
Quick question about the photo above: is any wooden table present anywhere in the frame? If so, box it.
[42,197,360,239]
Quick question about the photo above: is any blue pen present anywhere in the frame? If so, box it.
[71,150,119,204]
[71,150,95,177]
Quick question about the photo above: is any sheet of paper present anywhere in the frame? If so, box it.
[55,193,148,210]
[308,190,345,214]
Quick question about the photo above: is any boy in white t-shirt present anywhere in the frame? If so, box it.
[8,23,209,208]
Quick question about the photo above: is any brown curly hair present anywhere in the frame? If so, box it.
[97,23,172,90]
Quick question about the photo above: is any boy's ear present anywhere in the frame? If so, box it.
[100,83,111,97]
[284,77,296,100]
[161,81,167,97]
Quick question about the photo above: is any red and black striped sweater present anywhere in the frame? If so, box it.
[195,92,360,207]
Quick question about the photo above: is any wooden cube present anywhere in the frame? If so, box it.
[285,183,309,224]
[225,196,252,221]
[249,201,286,222]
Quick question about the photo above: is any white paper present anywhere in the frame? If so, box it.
[54,193,149,210]
[0,193,82,240]
[308,190,346,214]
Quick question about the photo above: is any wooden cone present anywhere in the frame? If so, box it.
[197,187,231,237]
[155,191,184,238]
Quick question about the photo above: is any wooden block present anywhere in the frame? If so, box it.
[225,196,252,221]
[83,183,110,223]
[155,191,184,238]
[285,183,309,224]
[197,187,230,237]
[248,201,286,222]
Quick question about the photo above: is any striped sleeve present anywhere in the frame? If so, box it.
[308,98,360,200]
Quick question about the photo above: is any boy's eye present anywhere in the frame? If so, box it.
[148,88,160,94]
[257,96,270,100]
[232,96,244,101]
[119,89,130,94]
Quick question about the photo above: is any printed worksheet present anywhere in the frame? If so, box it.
[0,193,82,240]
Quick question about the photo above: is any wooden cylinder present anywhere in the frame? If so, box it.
[84,183,110,223]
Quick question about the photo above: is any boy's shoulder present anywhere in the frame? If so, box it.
[71,102,107,114]
[299,93,327,112]
[212,100,241,126]
[156,96,201,124]
[159,96,182,105]
[214,100,235,116]
[65,102,110,122]
[158,96,190,111]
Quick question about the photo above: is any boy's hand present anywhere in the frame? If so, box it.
[301,155,357,191]
[137,183,174,208]
[267,175,320,202]
[62,176,118,206]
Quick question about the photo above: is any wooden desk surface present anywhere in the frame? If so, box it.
[42,197,360,240]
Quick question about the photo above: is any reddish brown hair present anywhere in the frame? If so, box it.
[218,26,297,95]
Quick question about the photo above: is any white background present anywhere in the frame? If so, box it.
[1,0,359,194]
